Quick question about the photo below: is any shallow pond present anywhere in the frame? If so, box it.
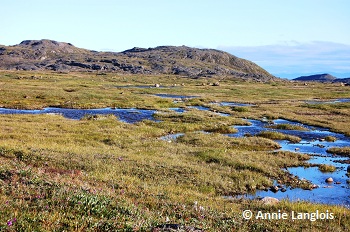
[188,106,230,116]
[0,107,156,123]
[218,102,254,107]
[159,133,184,142]
[229,118,350,207]
[168,106,230,116]
[169,107,186,113]
[243,164,350,207]
[305,98,350,104]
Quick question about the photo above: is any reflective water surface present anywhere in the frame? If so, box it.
[229,119,350,207]
[0,107,156,123]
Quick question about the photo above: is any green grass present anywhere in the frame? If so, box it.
[0,71,350,231]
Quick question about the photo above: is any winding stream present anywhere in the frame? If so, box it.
[1,99,349,207]
[228,119,350,207]
[305,98,350,104]
[0,107,155,123]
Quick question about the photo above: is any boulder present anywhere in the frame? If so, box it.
[260,196,279,205]
[270,186,279,193]
[347,166,350,173]
[316,144,325,148]
[325,177,333,183]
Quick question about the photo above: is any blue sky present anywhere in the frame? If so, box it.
[2,0,350,78]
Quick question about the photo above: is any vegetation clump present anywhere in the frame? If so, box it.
[257,131,302,143]
[324,136,337,142]
[205,125,237,134]
[153,109,245,133]
[326,147,350,157]
[318,164,337,172]
[231,106,249,112]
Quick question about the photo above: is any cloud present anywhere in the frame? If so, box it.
[218,41,350,78]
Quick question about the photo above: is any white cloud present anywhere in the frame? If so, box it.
[219,41,350,78]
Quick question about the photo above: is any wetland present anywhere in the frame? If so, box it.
[0,71,350,231]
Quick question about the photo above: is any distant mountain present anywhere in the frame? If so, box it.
[293,73,350,84]
[0,39,277,81]
[333,77,350,84]
[293,74,337,82]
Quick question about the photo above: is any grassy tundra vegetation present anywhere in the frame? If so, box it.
[0,70,350,231]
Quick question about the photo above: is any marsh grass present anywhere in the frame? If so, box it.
[0,71,350,231]
[231,106,249,112]
[318,164,337,172]
[324,136,337,142]
[326,147,350,157]
[257,131,302,143]
[152,109,246,133]
[303,102,350,111]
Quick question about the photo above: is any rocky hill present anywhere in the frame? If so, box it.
[293,73,350,84]
[0,39,276,81]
